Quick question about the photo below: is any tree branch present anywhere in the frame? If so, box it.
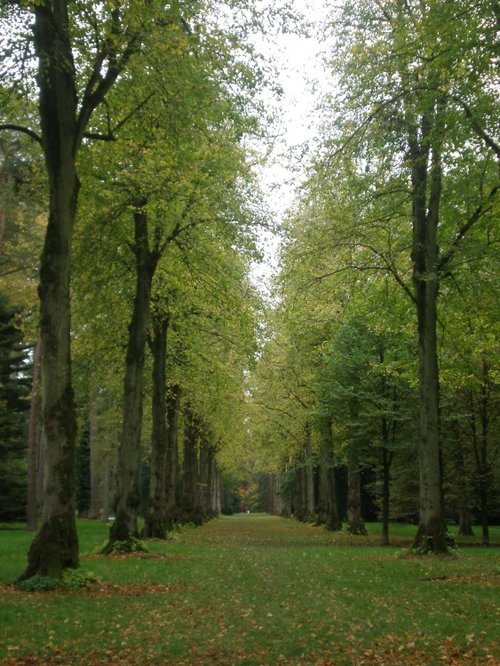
[75,21,141,151]
[0,124,42,144]
[438,184,499,273]
[82,92,155,142]
[453,97,500,158]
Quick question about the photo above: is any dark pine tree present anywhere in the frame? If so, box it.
[0,294,31,521]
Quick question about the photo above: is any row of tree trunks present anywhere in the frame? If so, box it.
[179,407,221,525]
[102,207,158,553]
[317,415,341,531]
[266,473,289,517]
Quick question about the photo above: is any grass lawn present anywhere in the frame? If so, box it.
[0,515,499,665]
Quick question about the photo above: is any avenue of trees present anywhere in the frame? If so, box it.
[1,0,271,579]
[246,0,499,552]
[0,0,498,590]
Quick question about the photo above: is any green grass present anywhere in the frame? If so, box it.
[0,516,499,665]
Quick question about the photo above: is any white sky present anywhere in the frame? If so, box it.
[250,0,331,293]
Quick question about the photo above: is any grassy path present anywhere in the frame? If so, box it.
[0,514,499,665]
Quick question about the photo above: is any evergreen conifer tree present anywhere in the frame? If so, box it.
[0,294,31,521]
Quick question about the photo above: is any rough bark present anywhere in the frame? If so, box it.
[20,2,80,580]
[346,446,367,535]
[381,446,392,546]
[213,465,222,515]
[470,362,492,546]
[88,400,101,520]
[346,400,367,535]
[267,473,277,514]
[36,429,45,520]
[103,207,158,553]
[450,419,474,537]
[181,403,201,524]
[478,361,492,546]
[410,116,448,553]
[165,384,181,528]
[274,473,286,516]
[210,456,220,515]
[27,341,42,532]
[293,456,306,521]
[15,0,139,577]
[197,438,212,520]
[101,457,111,522]
[317,416,341,531]
[143,314,169,539]
[304,423,315,520]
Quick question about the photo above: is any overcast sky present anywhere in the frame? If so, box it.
[250,0,331,292]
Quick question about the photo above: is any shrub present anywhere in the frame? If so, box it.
[16,575,60,592]
[62,568,99,590]
[109,537,149,554]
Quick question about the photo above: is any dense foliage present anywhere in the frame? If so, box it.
[0,0,498,582]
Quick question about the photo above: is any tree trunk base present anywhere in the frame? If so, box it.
[346,519,367,535]
[143,513,168,540]
[18,513,79,581]
[325,516,342,531]
[99,535,148,555]
[412,520,455,554]
[100,508,142,554]
[458,526,474,537]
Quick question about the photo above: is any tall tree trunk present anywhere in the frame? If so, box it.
[197,437,210,520]
[470,361,492,546]
[346,447,367,535]
[381,446,393,546]
[214,466,222,515]
[165,384,181,528]
[20,3,80,580]
[304,423,315,520]
[458,503,474,537]
[36,429,45,521]
[103,207,157,553]
[409,116,448,554]
[26,341,42,532]
[101,456,111,522]
[88,400,101,520]
[181,403,200,524]
[317,415,341,531]
[478,360,491,546]
[380,403,395,546]
[210,456,219,515]
[274,473,285,516]
[143,314,169,539]
[267,473,276,514]
[450,418,474,537]
[293,456,305,521]
[346,401,366,535]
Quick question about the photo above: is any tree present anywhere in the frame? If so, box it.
[315,0,499,552]
[75,418,91,517]
[1,0,148,579]
[0,294,31,521]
